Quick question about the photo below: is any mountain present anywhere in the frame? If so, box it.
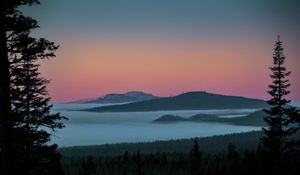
[84,91,268,112]
[189,110,267,126]
[153,110,267,126]
[154,114,218,123]
[153,115,188,122]
[222,110,266,126]
[189,114,220,121]
[70,91,159,104]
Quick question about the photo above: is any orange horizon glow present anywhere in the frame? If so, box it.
[40,35,300,102]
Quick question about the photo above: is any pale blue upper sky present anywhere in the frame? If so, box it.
[22,0,300,39]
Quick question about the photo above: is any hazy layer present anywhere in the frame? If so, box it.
[51,103,261,147]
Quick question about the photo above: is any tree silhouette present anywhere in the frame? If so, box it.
[189,138,203,175]
[79,156,96,175]
[261,36,300,162]
[0,1,66,174]
[227,143,239,175]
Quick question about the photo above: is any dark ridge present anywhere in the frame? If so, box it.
[84,91,268,112]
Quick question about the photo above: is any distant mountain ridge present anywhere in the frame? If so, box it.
[69,91,159,104]
[153,110,267,126]
[84,91,268,112]
[154,114,218,123]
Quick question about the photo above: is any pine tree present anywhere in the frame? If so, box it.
[0,1,20,174]
[227,143,239,175]
[190,138,203,175]
[262,36,300,161]
[10,34,67,175]
[79,156,96,175]
[0,1,66,174]
[190,138,201,162]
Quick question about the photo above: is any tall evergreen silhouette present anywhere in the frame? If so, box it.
[190,138,203,175]
[0,1,66,174]
[262,36,300,161]
[79,156,96,175]
[0,1,17,174]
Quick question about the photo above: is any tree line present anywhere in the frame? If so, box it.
[63,140,300,175]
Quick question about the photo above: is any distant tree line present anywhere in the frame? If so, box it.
[61,140,300,175]
[60,131,264,157]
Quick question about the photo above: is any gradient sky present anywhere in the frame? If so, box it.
[22,0,300,102]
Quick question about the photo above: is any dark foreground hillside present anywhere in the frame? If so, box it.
[61,131,300,175]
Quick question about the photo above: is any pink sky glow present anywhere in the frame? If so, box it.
[39,35,300,102]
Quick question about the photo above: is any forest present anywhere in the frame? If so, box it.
[60,131,300,175]
[62,141,300,175]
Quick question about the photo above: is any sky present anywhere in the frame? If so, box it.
[22,0,300,102]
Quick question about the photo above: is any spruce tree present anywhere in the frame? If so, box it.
[190,138,203,175]
[10,33,66,175]
[79,156,96,175]
[0,1,66,174]
[262,36,300,161]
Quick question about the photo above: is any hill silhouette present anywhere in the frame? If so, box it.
[153,110,266,126]
[84,91,268,112]
[69,91,159,104]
